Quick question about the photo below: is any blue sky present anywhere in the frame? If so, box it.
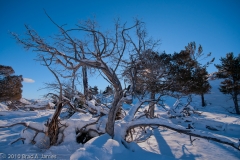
[0,0,240,99]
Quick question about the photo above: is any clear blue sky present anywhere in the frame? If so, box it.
[0,0,240,99]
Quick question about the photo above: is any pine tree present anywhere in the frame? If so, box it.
[192,67,211,106]
[123,50,172,118]
[215,53,240,114]
[89,86,99,95]
[170,50,197,95]
[93,86,99,95]
[103,85,113,95]
[170,42,212,106]
[0,65,23,102]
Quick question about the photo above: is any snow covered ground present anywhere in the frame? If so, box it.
[0,80,240,160]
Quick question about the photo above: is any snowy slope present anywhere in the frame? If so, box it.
[0,79,240,159]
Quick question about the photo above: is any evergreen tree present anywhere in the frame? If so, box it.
[170,42,212,106]
[89,86,99,95]
[123,50,172,118]
[0,65,23,102]
[192,67,211,106]
[124,50,171,97]
[93,86,99,95]
[170,50,197,95]
[215,53,240,114]
[103,85,113,95]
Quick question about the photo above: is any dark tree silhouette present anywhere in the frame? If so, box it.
[124,50,172,118]
[0,65,23,102]
[11,13,142,138]
[89,86,99,95]
[170,42,213,106]
[215,53,240,114]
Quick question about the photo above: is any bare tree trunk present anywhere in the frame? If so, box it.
[149,92,155,118]
[47,102,63,145]
[201,93,205,107]
[106,90,123,137]
[101,63,124,138]
[71,70,76,101]
[130,56,137,96]
[82,66,88,100]
[81,52,89,100]
[72,78,75,99]
[42,57,64,146]
[233,92,240,114]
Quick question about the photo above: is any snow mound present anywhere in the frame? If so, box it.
[0,102,8,111]
[70,134,173,160]
[19,98,31,105]
[25,99,55,109]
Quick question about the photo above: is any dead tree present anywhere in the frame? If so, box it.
[41,56,64,146]
[12,13,141,138]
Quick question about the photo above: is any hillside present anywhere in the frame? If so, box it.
[0,79,239,160]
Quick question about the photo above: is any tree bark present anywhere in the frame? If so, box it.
[70,69,77,103]
[42,56,64,146]
[82,66,88,100]
[101,62,123,138]
[81,52,89,100]
[47,102,63,145]
[71,77,75,100]
[201,93,205,107]
[105,90,123,137]
[149,92,155,118]
[233,91,240,114]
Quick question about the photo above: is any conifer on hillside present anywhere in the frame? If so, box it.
[0,65,23,102]
[215,53,240,114]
